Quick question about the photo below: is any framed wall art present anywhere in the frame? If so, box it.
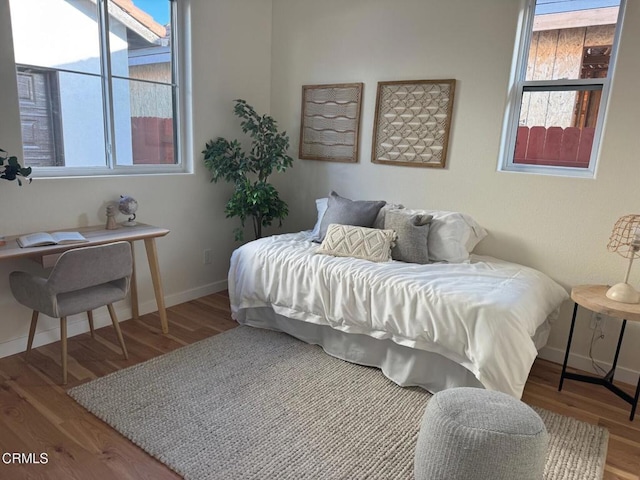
[299,83,363,163]
[372,79,456,168]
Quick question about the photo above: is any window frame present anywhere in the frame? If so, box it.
[498,0,627,178]
[12,0,186,178]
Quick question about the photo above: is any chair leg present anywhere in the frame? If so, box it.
[60,317,68,385]
[25,311,39,361]
[107,304,129,360]
[87,311,95,338]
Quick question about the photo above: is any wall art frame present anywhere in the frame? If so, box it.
[299,82,363,163]
[371,79,456,168]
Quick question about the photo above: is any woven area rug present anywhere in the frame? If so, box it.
[69,327,608,480]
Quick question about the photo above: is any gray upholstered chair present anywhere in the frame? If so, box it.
[9,241,132,384]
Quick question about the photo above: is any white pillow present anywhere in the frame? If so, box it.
[310,197,328,241]
[399,208,487,263]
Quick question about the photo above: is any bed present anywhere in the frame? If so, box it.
[228,229,569,399]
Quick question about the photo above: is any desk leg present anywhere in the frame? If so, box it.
[559,302,579,391]
[129,241,139,320]
[144,237,169,334]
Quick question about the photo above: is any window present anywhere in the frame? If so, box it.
[499,0,625,177]
[9,0,181,175]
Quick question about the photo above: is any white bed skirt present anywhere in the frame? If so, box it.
[236,307,551,394]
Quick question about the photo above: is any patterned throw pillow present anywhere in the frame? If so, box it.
[317,224,396,263]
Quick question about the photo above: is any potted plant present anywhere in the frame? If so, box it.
[203,99,293,241]
[1,148,32,186]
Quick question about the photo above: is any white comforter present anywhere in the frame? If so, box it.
[229,232,569,398]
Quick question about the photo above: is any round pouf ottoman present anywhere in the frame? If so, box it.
[414,387,548,480]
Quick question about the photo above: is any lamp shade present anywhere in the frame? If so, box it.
[607,214,640,259]
[606,214,640,303]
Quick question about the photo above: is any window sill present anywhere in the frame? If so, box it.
[498,163,596,179]
[29,165,191,180]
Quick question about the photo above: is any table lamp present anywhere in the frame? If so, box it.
[606,214,640,303]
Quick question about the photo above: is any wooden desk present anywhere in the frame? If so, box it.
[0,223,170,334]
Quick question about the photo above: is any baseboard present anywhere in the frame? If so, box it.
[538,345,639,386]
[136,278,228,316]
[0,279,228,359]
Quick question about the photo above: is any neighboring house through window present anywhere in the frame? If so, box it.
[9,0,181,175]
[500,0,625,177]
[574,45,611,129]
[16,68,64,166]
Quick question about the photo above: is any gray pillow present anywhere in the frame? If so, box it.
[384,209,433,264]
[372,203,405,229]
[317,191,386,242]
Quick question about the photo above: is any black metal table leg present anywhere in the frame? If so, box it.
[603,319,626,382]
[559,302,579,391]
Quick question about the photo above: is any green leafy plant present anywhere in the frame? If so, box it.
[203,99,293,241]
[0,148,32,186]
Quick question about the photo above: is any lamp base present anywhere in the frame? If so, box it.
[606,283,640,304]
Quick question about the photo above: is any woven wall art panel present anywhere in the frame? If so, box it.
[299,83,363,163]
[372,79,456,168]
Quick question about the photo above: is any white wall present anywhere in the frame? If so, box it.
[270,0,640,381]
[0,0,272,357]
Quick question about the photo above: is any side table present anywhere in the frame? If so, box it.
[559,284,640,420]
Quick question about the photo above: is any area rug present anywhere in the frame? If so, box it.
[69,327,608,480]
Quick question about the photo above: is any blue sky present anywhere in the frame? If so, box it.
[536,0,620,15]
[133,0,170,25]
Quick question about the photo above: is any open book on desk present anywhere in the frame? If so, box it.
[17,231,88,248]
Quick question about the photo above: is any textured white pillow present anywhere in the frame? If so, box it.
[317,224,396,263]
[399,208,487,263]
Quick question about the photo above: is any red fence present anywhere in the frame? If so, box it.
[514,126,594,168]
[131,117,174,164]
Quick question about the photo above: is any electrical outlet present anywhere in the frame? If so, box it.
[590,312,604,330]
[203,249,212,265]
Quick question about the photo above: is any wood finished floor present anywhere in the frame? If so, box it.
[0,291,638,479]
